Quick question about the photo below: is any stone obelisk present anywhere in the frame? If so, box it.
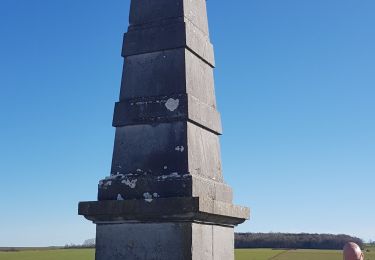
[79,1,250,259]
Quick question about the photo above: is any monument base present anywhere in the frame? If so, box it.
[95,222,234,260]
[79,197,249,260]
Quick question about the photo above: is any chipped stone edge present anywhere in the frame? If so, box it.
[78,197,250,226]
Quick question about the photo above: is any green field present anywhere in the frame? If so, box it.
[236,248,375,260]
[0,249,94,260]
[0,247,374,260]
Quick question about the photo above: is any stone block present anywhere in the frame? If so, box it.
[119,49,187,100]
[212,225,235,260]
[185,49,216,108]
[98,173,232,203]
[113,94,188,126]
[183,0,210,35]
[119,49,216,108]
[191,175,233,202]
[98,173,192,201]
[79,197,250,226]
[112,93,222,134]
[187,122,223,180]
[95,222,235,260]
[187,94,222,134]
[129,0,209,35]
[122,20,215,67]
[95,223,192,260]
[110,122,188,177]
[110,122,223,181]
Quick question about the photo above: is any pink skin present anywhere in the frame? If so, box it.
[343,242,364,260]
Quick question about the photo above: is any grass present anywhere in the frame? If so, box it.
[235,247,375,260]
[0,249,94,260]
[0,247,374,260]
[235,248,286,259]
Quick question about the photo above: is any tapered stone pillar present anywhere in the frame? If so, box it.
[79,1,250,259]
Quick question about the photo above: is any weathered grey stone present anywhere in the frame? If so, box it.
[98,173,232,203]
[213,225,235,260]
[185,49,216,108]
[191,175,233,202]
[108,122,222,185]
[187,122,223,180]
[78,0,250,258]
[129,0,210,35]
[95,223,192,260]
[122,20,215,67]
[183,0,210,35]
[79,197,250,225]
[110,122,188,178]
[120,49,187,100]
[113,94,188,126]
[119,49,216,108]
[129,0,184,27]
[95,222,234,260]
[187,94,222,134]
[112,94,222,134]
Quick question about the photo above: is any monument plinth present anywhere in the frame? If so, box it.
[79,0,250,259]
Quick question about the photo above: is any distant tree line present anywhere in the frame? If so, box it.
[72,234,364,250]
[64,239,95,249]
[0,248,19,252]
[235,233,363,250]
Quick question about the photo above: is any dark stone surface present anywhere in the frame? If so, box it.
[112,94,222,134]
[122,21,215,67]
[98,173,192,201]
[119,49,217,108]
[129,0,184,26]
[129,0,210,35]
[79,197,250,226]
[113,94,188,126]
[78,0,250,258]
[110,122,188,177]
[95,223,234,260]
[120,49,187,100]
[98,174,233,203]
[107,122,223,191]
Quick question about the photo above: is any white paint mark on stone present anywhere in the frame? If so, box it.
[143,192,153,203]
[169,172,180,178]
[117,194,124,200]
[104,181,112,186]
[136,169,142,173]
[153,193,159,198]
[165,98,180,112]
[175,146,185,152]
[121,179,137,189]
[158,172,180,180]
[164,166,168,170]
[105,173,125,180]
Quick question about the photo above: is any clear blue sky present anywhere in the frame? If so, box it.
[0,0,374,246]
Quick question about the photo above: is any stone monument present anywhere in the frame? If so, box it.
[79,0,250,259]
